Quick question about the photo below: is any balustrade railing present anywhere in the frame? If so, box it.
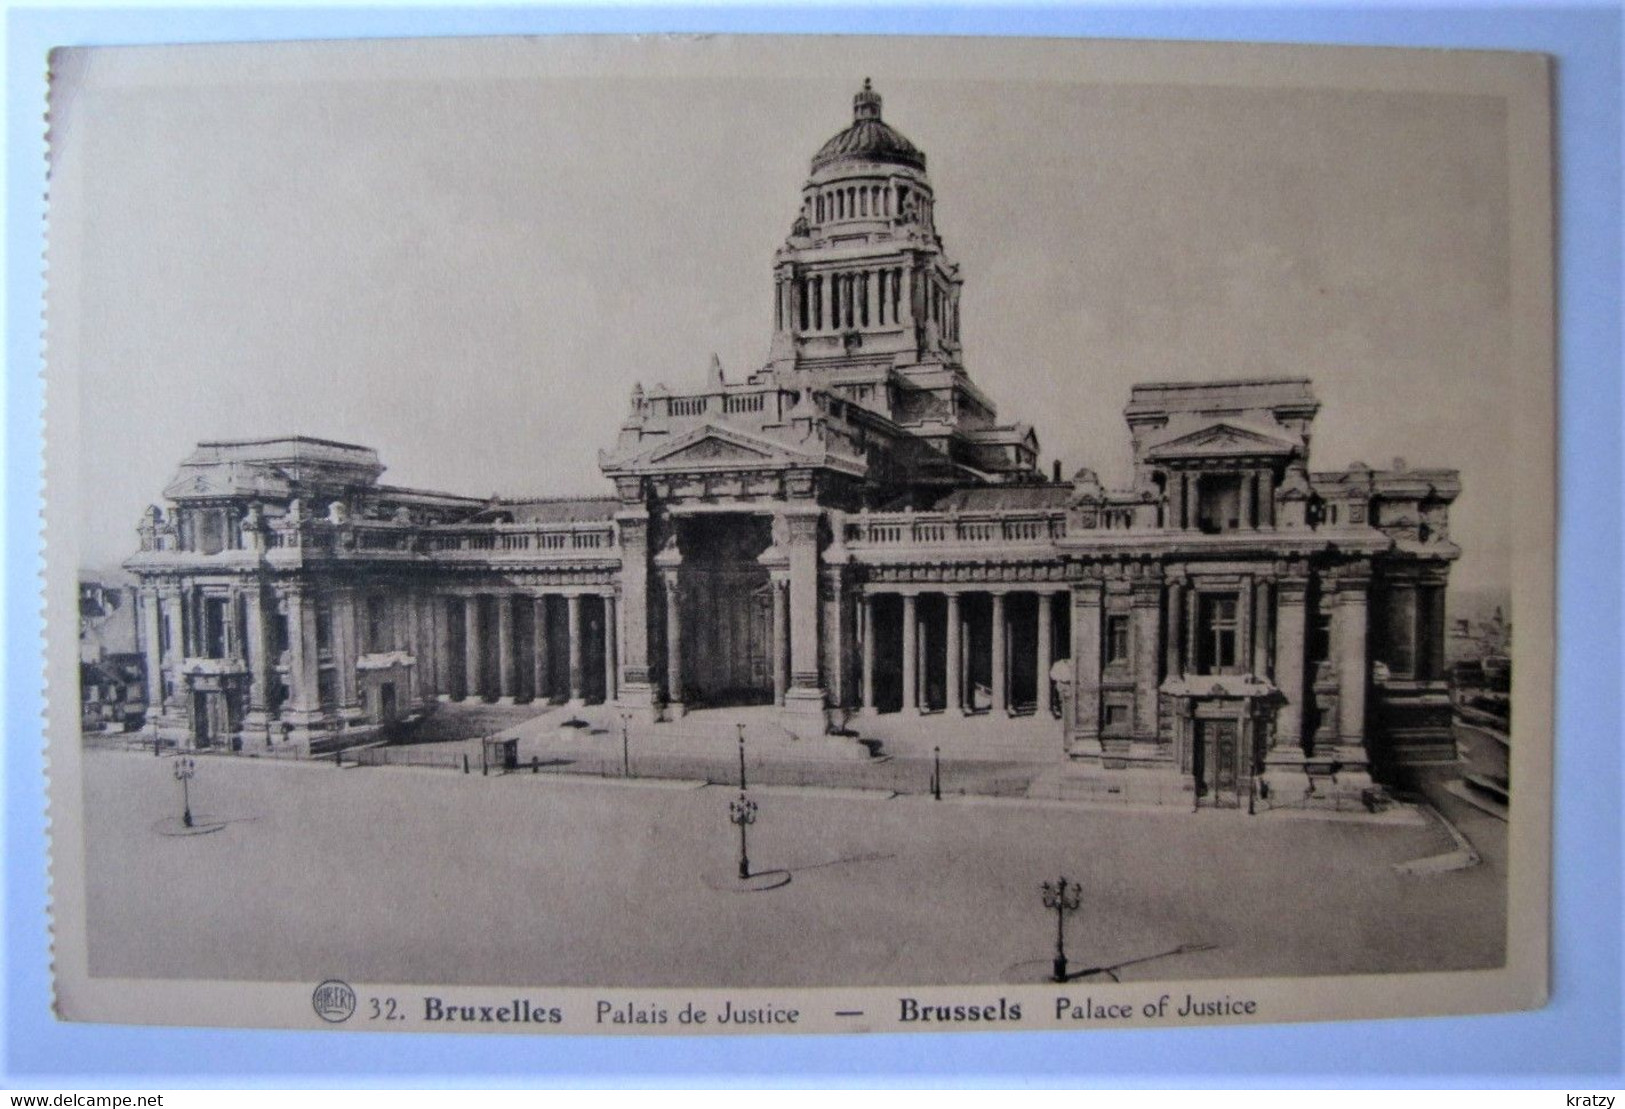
[844,513,1068,547]
[254,520,618,559]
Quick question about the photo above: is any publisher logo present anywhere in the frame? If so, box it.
[312,979,357,1023]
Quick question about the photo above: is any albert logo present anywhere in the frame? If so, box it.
[312,979,357,1024]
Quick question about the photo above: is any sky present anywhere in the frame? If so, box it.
[52,37,1519,593]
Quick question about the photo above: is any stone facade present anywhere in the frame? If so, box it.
[122,83,1461,803]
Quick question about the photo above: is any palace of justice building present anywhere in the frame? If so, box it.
[123,82,1462,808]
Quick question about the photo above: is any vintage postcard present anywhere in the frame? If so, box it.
[45,34,1553,1035]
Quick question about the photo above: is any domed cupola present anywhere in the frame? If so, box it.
[810,79,927,174]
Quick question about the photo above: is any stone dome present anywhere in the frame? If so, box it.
[810,79,927,174]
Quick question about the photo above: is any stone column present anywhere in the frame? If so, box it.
[1184,586,1200,674]
[901,592,919,714]
[1036,591,1054,717]
[820,560,851,711]
[532,596,552,702]
[1272,576,1309,758]
[1259,468,1276,527]
[990,591,1008,715]
[860,593,877,712]
[404,592,422,704]
[1131,583,1161,738]
[1252,579,1273,678]
[284,584,322,724]
[1170,473,1186,530]
[771,575,789,706]
[333,588,361,719]
[434,596,453,701]
[614,511,657,716]
[496,594,516,703]
[1425,582,1448,681]
[782,511,827,731]
[162,589,185,669]
[463,595,483,702]
[566,593,585,705]
[1335,570,1372,758]
[945,591,963,713]
[602,594,618,704]
[243,585,271,728]
[1165,579,1184,679]
[662,576,684,716]
[139,588,164,712]
[1070,581,1104,756]
[1237,574,1254,675]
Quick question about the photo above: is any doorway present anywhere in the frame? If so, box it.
[1195,718,1241,807]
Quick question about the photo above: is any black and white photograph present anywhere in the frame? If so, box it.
[44,34,1553,1034]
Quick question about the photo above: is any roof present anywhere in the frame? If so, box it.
[474,497,620,525]
[930,485,1071,512]
[811,81,926,173]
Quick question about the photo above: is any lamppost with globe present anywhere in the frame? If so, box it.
[173,755,197,829]
[1041,875,1083,983]
[728,793,758,880]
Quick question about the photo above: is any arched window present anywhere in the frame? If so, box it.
[859,272,870,327]
[798,278,809,332]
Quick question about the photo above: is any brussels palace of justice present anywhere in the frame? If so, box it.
[123,81,1463,810]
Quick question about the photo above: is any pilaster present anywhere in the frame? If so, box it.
[1069,580,1104,760]
[614,511,658,717]
[1130,582,1161,739]
[781,510,829,734]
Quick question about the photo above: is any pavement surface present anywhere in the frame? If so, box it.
[81,746,1507,990]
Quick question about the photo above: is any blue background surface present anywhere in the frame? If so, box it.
[5,2,1620,1087]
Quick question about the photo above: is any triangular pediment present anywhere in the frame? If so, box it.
[162,460,294,501]
[638,425,810,471]
[1145,422,1296,461]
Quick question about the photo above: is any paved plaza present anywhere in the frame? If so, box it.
[82,747,1506,989]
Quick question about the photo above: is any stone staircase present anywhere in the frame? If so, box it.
[845,708,1067,763]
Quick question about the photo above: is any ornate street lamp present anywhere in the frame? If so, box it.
[1041,875,1083,983]
[173,755,197,829]
[728,793,758,880]
[619,711,634,778]
[931,745,942,800]
[736,722,747,792]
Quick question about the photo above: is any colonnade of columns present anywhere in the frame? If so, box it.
[790,266,909,334]
[810,181,930,226]
[1166,467,1277,530]
[435,591,617,707]
[857,588,1065,716]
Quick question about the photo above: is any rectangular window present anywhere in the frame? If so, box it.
[1309,609,1333,670]
[367,595,392,653]
[1197,474,1243,534]
[316,604,332,653]
[1381,586,1417,677]
[197,509,226,556]
[1106,614,1131,664]
[1104,704,1129,729]
[204,597,229,660]
[274,613,290,655]
[1198,594,1239,674]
